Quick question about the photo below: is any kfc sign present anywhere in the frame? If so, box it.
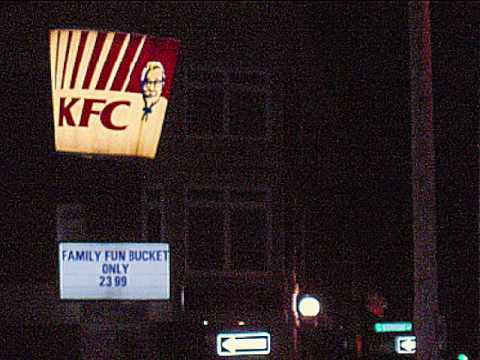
[49,29,180,158]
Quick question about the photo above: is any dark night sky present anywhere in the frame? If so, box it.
[322,2,478,354]
[330,2,478,354]
[1,1,478,356]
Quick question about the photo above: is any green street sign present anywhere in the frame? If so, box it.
[374,322,413,333]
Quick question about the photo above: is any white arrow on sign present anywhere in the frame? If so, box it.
[217,332,271,356]
[395,336,416,354]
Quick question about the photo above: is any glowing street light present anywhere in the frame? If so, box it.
[297,295,321,317]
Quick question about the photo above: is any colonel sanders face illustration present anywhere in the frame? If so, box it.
[141,61,165,120]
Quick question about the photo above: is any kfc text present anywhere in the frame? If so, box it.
[58,97,131,130]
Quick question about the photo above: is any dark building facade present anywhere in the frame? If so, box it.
[1,3,352,359]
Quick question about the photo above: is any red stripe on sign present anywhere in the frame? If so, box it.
[69,31,89,89]
[125,41,150,93]
[82,32,107,89]
[96,33,127,90]
[110,34,143,91]
[61,31,73,90]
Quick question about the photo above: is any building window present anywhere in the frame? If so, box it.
[187,87,224,137]
[229,89,266,137]
[185,188,272,273]
[142,186,167,241]
[187,206,224,271]
[230,207,266,271]
[185,69,271,139]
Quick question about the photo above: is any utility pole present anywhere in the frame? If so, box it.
[408,1,440,360]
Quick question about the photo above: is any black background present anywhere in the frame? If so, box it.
[1,1,477,357]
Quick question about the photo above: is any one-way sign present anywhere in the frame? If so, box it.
[217,332,271,357]
[395,336,416,354]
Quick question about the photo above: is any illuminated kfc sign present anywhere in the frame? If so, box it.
[49,29,180,158]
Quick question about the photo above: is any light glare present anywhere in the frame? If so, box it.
[298,295,321,317]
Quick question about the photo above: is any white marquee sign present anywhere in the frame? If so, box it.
[59,242,170,300]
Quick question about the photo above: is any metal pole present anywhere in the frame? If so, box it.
[408,1,440,359]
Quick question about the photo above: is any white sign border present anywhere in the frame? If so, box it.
[58,241,171,301]
[216,331,271,357]
[395,335,417,354]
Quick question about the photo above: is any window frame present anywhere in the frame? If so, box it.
[184,67,273,140]
[141,185,167,242]
[184,186,273,276]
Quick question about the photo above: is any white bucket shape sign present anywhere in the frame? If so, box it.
[49,29,180,159]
